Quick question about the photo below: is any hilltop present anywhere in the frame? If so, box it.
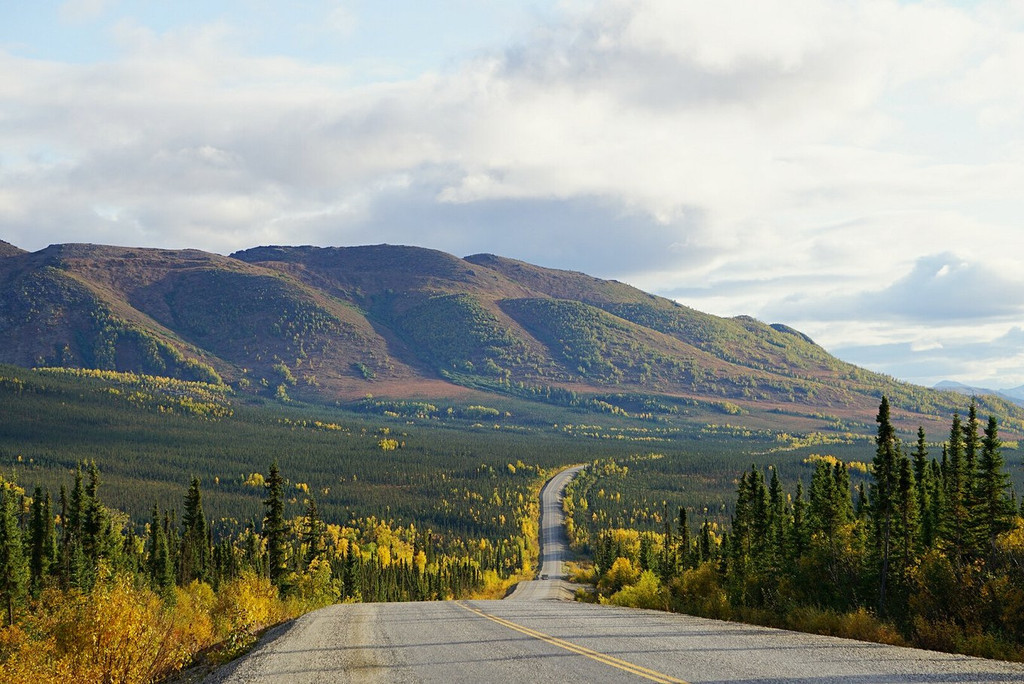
[1,241,1019,434]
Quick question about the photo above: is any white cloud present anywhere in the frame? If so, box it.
[3,1,1024,386]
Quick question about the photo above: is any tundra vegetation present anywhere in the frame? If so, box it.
[568,398,1024,662]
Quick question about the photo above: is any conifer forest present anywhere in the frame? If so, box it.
[1,364,1023,680]
[566,397,1024,661]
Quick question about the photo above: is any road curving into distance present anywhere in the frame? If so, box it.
[207,465,1024,683]
[503,462,584,601]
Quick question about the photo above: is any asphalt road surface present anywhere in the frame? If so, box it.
[208,466,1024,683]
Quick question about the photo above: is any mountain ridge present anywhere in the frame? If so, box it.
[2,240,1021,432]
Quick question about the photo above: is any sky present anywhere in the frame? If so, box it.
[2,0,1023,390]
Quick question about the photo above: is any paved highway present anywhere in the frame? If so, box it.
[504,463,584,601]
[208,465,1024,683]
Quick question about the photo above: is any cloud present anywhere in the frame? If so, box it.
[2,0,1024,388]
[4,0,1012,257]
[832,326,1024,389]
[768,252,1024,324]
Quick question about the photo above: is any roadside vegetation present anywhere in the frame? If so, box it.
[568,398,1024,661]
[0,456,544,682]
[3,363,1023,679]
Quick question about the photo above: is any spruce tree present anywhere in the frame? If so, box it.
[894,455,919,590]
[963,400,980,486]
[942,413,971,560]
[912,427,933,549]
[63,469,89,590]
[179,476,210,584]
[975,415,1012,553]
[29,486,55,597]
[302,495,324,567]
[928,458,945,549]
[677,505,691,569]
[82,461,105,579]
[871,396,900,615]
[791,480,807,562]
[0,487,28,626]
[263,461,289,590]
[767,466,788,577]
[148,505,174,600]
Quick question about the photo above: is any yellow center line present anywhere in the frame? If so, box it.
[456,602,689,684]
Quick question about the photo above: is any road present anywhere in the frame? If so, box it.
[208,465,1024,683]
[504,463,584,601]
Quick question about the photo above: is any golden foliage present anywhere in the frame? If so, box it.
[669,562,730,620]
[1,575,201,684]
[608,570,667,610]
[212,572,287,659]
[598,557,639,594]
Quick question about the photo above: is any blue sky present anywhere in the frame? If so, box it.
[2,0,1023,389]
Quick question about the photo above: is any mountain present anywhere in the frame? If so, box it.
[1,241,1020,431]
[0,240,25,258]
[934,380,1024,408]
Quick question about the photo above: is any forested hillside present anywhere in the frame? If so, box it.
[2,241,1019,434]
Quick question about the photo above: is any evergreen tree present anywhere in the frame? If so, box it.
[942,413,971,559]
[179,476,210,584]
[0,487,28,626]
[791,480,808,562]
[29,486,55,596]
[660,504,675,580]
[854,483,868,522]
[871,396,900,616]
[147,505,174,599]
[928,458,945,550]
[263,461,289,590]
[698,519,713,563]
[963,400,980,487]
[303,495,324,567]
[912,427,933,549]
[975,415,1012,553]
[61,469,92,591]
[82,461,106,581]
[766,466,788,578]
[677,505,691,569]
[894,455,919,593]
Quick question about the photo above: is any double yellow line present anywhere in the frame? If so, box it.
[456,602,688,683]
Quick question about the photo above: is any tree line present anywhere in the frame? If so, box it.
[1,458,540,626]
[576,398,1024,660]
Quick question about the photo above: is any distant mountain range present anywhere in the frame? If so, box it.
[933,380,1024,407]
[2,239,1021,430]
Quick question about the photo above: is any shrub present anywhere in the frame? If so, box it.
[609,570,667,610]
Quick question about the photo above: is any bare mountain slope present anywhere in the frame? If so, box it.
[1,241,1019,429]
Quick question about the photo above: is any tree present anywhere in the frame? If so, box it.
[677,505,691,569]
[62,466,88,590]
[766,466,788,579]
[303,495,324,567]
[147,505,174,600]
[0,486,28,626]
[791,480,808,562]
[941,413,971,559]
[263,462,289,590]
[894,455,919,590]
[975,415,1012,553]
[911,427,934,548]
[29,487,56,597]
[179,476,210,584]
[82,460,106,579]
[963,400,980,487]
[871,396,900,615]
